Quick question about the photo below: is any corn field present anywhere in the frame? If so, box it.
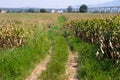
[63,15,120,61]
[0,21,26,48]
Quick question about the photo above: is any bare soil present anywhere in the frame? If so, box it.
[65,50,79,80]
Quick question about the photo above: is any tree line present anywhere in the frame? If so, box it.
[0,4,88,13]
[67,4,88,13]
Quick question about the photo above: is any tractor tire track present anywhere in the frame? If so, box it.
[66,49,79,80]
[26,48,52,80]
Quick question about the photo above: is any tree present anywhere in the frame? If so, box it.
[40,9,46,13]
[79,4,88,13]
[67,6,73,12]
[17,10,22,13]
[27,8,35,13]
[6,10,10,13]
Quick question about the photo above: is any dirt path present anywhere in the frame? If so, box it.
[26,48,52,80]
[65,49,79,80]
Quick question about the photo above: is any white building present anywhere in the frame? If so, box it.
[57,10,63,13]
[51,10,56,13]
[1,10,7,13]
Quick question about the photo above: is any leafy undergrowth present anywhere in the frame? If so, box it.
[67,37,120,80]
[0,25,50,80]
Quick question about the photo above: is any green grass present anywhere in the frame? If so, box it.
[39,35,68,80]
[39,16,68,80]
[51,15,66,30]
[0,25,51,80]
[67,37,120,80]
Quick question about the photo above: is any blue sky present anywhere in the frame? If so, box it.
[0,0,119,8]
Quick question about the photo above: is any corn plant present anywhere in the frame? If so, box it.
[62,15,120,62]
[0,21,26,48]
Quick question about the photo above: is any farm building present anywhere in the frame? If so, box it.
[0,10,7,13]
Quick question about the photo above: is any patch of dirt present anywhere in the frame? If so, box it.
[26,48,52,80]
[65,50,79,80]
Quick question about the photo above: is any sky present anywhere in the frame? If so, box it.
[0,0,119,8]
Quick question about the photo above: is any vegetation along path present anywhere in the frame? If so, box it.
[26,48,52,80]
[28,15,78,80]
[27,16,68,80]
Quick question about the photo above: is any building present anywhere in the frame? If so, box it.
[1,10,7,13]
[51,10,56,13]
[57,10,63,13]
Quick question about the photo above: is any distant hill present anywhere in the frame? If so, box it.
[75,0,120,8]
[89,0,120,7]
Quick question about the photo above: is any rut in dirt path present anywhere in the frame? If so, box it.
[66,49,79,80]
[26,48,52,80]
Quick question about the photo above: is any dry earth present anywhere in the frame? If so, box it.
[65,50,79,80]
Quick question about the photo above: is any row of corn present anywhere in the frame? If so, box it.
[0,21,25,48]
[63,15,120,61]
